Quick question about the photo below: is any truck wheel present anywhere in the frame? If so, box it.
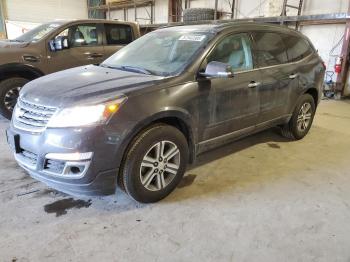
[120,124,189,203]
[0,77,29,119]
[280,94,316,140]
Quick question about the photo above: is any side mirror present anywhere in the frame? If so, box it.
[49,36,69,52]
[199,61,234,79]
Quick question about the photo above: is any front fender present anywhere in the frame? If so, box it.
[109,108,197,170]
[0,63,44,81]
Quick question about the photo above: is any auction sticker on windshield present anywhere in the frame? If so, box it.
[179,35,206,41]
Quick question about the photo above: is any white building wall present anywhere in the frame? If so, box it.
[6,0,88,23]
[5,0,88,39]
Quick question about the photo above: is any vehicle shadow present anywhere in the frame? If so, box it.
[189,127,290,170]
[68,128,291,212]
[30,127,292,212]
[163,127,304,203]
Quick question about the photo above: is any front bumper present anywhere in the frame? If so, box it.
[6,124,122,196]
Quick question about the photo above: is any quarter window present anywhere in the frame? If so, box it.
[252,32,288,67]
[105,24,133,45]
[207,33,253,72]
[283,35,313,62]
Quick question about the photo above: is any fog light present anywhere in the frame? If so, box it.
[45,152,93,161]
[70,166,82,174]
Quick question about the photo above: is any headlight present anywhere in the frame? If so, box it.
[47,97,127,128]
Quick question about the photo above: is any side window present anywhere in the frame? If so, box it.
[105,24,133,45]
[207,33,253,72]
[252,32,288,67]
[54,24,99,48]
[283,35,313,62]
[54,28,68,38]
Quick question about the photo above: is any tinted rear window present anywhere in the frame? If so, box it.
[252,32,288,67]
[283,34,313,62]
[105,24,133,45]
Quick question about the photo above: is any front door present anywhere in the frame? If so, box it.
[199,33,261,142]
[47,23,105,73]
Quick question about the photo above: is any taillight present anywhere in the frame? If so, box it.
[322,61,326,70]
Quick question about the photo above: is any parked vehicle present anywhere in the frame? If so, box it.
[0,19,140,119]
[6,22,325,203]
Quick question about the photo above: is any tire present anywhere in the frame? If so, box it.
[183,8,215,22]
[119,124,189,203]
[0,77,29,119]
[280,94,316,140]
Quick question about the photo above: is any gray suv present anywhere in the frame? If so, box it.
[6,22,325,203]
[0,19,140,119]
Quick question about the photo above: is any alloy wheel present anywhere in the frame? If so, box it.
[297,102,312,132]
[4,86,21,112]
[139,140,180,191]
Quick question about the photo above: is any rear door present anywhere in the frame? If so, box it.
[281,33,315,106]
[199,33,261,141]
[103,23,134,59]
[47,23,105,73]
[252,31,297,124]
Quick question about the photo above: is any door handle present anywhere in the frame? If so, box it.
[84,52,104,59]
[289,73,298,79]
[23,55,40,63]
[248,81,261,88]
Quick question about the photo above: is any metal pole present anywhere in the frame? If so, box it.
[151,0,154,24]
[295,0,304,30]
[0,0,7,39]
[335,1,350,97]
[280,0,287,25]
[214,0,218,20]
[134,0,137,22]
[231,0,235,19]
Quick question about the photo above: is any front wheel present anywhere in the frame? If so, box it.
[280,94,316,140]
[0,77,29,119]
[119,124,189,203]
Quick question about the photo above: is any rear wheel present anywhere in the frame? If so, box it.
[119,124,188,203]
[280,94,316,140]
[0,77,29,119]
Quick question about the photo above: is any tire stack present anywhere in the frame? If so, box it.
[183,8,215,22]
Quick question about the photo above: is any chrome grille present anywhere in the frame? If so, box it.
[14,98,57,132]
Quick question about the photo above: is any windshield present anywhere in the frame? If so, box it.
[102,30,214,76]
[15,23,61,42]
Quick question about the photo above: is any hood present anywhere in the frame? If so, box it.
[0,40,30,49]
[21,65,165,108]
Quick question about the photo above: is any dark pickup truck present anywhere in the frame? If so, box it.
[0,19,140,119]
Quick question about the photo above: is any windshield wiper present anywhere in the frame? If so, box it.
[100,64,154,75]
[120,65,154,75]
